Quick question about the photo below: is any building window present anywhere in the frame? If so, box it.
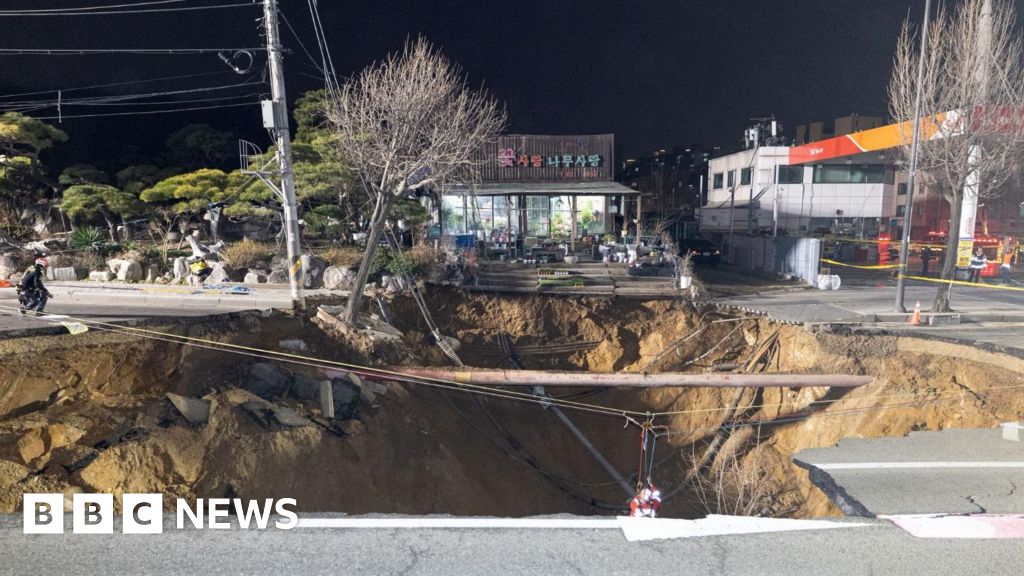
[812,164,886,184]
[740,167,752,185]
[897,183,908,195]
[442,195,467,234]
[713,172,723,189]
[896,205,906,217]
[777,165,804,184]
[525,196,549,237]
[727,171,735,188]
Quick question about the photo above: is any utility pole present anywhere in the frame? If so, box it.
[895,0,932,313]
[262,0,304,307]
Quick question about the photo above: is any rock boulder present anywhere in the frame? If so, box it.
[323,266,357,291]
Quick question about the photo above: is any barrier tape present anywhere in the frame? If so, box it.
[820,258,901,270]
[824,237,947,249]
[820,258,1024,291]
[897,273,1024,292]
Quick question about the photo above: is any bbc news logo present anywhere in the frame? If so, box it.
[24,494,298,534]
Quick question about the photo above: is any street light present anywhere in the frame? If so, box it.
[895,0,932,313]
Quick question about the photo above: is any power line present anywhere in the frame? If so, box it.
[62,93,263,107]
[0,80,266,109]
[0,48,266,56]
[0,71,234,99]
[0,0,186,13]
[0,3,255,16]
[279,11,323,76]
[27,100,259,120]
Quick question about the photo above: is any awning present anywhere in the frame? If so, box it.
[446,181,639,196]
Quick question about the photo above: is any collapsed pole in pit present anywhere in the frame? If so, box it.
[392,368,873,389]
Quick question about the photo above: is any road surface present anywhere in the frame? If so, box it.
[795,428,1024,516]
[0,281,303,335]
[0,514,1022,576]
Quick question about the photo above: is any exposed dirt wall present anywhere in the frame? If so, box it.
[1,292,1023,519]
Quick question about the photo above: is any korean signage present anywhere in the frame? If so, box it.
[496,149,604,169]
[475,134,614,182]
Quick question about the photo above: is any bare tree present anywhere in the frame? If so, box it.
[326,38,505,324]
[889,0,1024,311]
[685,438,775,517]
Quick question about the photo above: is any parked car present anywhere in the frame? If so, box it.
[677,238,722,267]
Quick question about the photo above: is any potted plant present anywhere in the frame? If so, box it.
[677,252,694,290]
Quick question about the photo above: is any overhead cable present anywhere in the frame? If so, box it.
[0,71,234,99]
[0,80,266,109]
[0,3,254,16]
[0,0,186,13]
[0,47,266,56]
[27,101,258,120]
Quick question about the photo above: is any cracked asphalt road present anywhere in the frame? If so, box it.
[1,514,1022,576]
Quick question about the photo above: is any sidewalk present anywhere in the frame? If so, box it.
[713,271,1024,355]
[43,280,319,309]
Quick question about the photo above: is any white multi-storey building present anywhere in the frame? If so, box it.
[700,145,897,238]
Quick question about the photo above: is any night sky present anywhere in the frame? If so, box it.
[0,0,933,166]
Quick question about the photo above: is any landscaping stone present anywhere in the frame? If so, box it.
[330,378,361,419]
[89,270,114,282]
[323,266,356,291]
[145,266,159,283]
[0,254,17,279]
[301,254,327,289]
[243,271,266,285]
[165,393,211,425]
[240,400,311,429]
[299,253,327,286]
[207,262,233,284]
[108,259,143,282]
[50,267,83,282]
[288,374,322,403]
[267,269,288,284]
[172,257,188,281]
[245,362,292,400]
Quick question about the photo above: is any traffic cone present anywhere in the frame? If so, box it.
[909,301,922,326]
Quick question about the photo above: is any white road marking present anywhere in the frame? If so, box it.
[297,518,621,529]
[881,514,1024,539]
[297,516,871,542]
[816,461,1024,470]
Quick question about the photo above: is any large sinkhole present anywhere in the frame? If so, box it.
[1,290,1023,518]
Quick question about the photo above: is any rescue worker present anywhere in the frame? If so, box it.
[629,479,662,518]
[1001,249,1014,284]
[968,248,987,283]
[920,245,933,276]
[187,256,212,286]
[17,256,52,316]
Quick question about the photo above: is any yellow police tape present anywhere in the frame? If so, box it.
[898,273,1024,292]
[821,258,1024,291]
[824,236,946,249]
[820,258,901,270]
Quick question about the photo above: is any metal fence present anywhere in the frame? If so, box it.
[726,235,820,286]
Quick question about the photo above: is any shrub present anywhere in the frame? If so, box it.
[72,226,103,251]
[221,238,275,269]
[318,245,363,268]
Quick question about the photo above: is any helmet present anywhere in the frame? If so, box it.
[34,257,48,268]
